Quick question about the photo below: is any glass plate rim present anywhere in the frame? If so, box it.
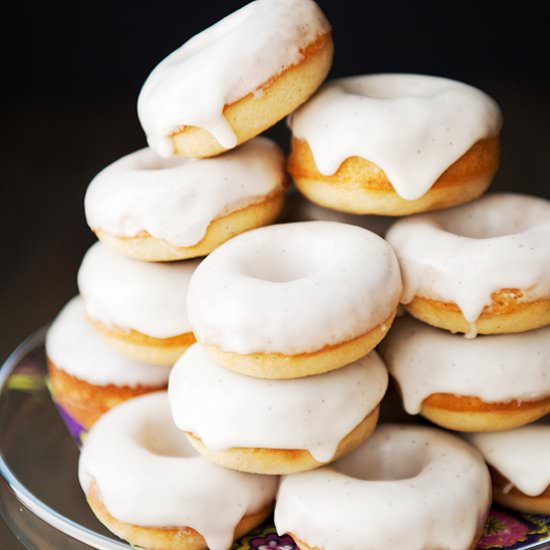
[0,328,129,549]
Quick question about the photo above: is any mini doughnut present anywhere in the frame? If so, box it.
[168,343,387,474]
[379,316,550,431]
[46,297,171,431]
[387,193,550,335]
[79,393,278,550]
[138,0,332,158]
[187,221,402,378]
[85,138,286,262]
[469,425,550,514]
[77,242,198,366]
[275,424,491,550]
[288,74,501,215]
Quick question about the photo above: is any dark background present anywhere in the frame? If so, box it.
[1,1,549,547]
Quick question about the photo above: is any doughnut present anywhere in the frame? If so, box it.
[85,138,286,262]
[288,74,501,215]
[379,316,550,431]
[282,189,396,236]
[275,424,491,550]
[469,425,550,514]
[386,193,550,335]
[168,343,387,474]
[46,297,171,431]
[79,393,278,550]
[138,0,332,158]
[187,221,402,378]
[77,242,198,366]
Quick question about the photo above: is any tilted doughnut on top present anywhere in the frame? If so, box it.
[468,424,550,497]
[46,297,171,387]
[79,393,278,550]
[138,0,330,157]
[289,73,501,199]
[386,193,550,323]
[380,316,550,414]
[275,424,491,550]
[187,221,402,355]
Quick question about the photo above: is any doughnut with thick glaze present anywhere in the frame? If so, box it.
[138,0,332,158]
[79,393,278,550]
[77,243,199,366]
[187,221,402,378]
[288,74,501,215]
[168,344,387,474]
[379,316,550,431]
[46,297,171,430]
[85,138,286,262]
[386,193,550,335]
[275,424,491,550]
[469,425,550,514]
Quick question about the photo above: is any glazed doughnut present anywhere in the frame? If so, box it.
[77,242,198,366]
[288,74,501,215]
[46,297,171,432]
[85,138,286,262]
[187,221,402,378]
[79,393,278,550]
[168,343,387,474]
[138,0,332,158]
[387,193,550,335]
[379,316,550,431]
[275,424,491,550]
[469,425,550,514]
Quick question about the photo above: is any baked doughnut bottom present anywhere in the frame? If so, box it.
[404,290,550,335]
[289,532,482,550]
[185,406,380,475]
[171,34,334,158]
[491,468,550,515]
[94,190,285,262]
[47,360,165,430]
[200,310,397,379]
[288,137,499,215]
[420,393,550,432]
[85,480,273,550]
[89,317,195,366]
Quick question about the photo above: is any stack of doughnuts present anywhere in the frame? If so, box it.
[380,195,550,516]
[169,220,401,476]
[41,0,550,548]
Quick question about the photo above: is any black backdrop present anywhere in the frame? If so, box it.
[7,1,549,92]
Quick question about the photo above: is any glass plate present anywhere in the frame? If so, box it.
[1,331,549,550]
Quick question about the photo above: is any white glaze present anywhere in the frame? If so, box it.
[79,393,277,550]
[289,73,501,200]
[379,316,550,414]
[138,0,330,156]
[275,424,491,550]
[46,297,171,387]
[469,424,550,496]
[169,344,387,462]
[84,138,285,247]
[78,242,199,338]
[187,221,402,355]
[386,193,550,323]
